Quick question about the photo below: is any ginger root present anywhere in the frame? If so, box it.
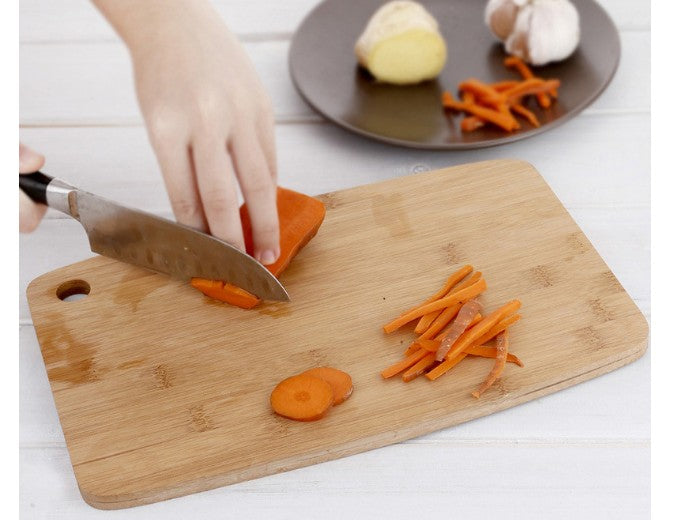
[355,1,447,85]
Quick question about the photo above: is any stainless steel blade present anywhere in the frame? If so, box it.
[72,191,289,302]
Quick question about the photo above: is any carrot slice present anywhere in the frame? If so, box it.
[190,278,261,309]
[381,348,429,379]
[472,330,509,398]
[270,374,334,421]
[382,278,487,333]
[402,352,437,382]
[445,299,521,360]
[301,367,353,405]
[436,299,484,361]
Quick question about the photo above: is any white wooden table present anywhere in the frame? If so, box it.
[19,1,650,517]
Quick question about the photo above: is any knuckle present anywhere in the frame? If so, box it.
[170,198,203,222]
[147,111,186,146]
[202,194,234,218]
[192,90,228,133]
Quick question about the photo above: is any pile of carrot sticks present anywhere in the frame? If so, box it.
[381,265,523,398]
[442,56,560,133]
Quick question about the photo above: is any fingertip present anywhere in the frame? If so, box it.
[19,143,46,173]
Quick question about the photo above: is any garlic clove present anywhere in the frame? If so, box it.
[484,0,520,41]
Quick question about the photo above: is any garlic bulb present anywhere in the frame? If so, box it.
[484,0,580,66]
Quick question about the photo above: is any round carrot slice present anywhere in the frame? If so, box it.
[301,367,353,405]
[270,374,334,421]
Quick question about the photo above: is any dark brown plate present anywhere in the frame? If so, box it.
[288,0,620,149]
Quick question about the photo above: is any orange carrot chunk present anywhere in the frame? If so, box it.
[270,374,334,421]
[472,330,510,398]
[301,367,353,405]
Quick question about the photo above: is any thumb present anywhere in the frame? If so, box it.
[19,143,45,174]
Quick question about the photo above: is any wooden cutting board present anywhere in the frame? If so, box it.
[27,160,648,509]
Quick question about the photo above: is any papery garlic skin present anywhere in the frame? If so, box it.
[485,0,580,66]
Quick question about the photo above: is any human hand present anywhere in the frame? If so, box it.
[94,0,280,264]
[19,143,48,233]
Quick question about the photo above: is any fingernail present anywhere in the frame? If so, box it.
[258,249,278,265]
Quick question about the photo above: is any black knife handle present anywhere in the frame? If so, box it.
[19,171,54,205]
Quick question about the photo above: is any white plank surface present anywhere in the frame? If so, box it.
[18,0,650,44]
[18,31,650,126]
[19,0,650,516]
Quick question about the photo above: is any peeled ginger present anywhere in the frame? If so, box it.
[355,1,447,85]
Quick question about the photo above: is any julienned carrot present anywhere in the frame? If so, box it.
[404,311,482,356]
[190,278,261,309]
[504,78,561,105]
[436,299,484,361]
[461,116,486,132]
[504,56,553,108]
[510,104,539,127]
[453,102,520,132]
[270,374,334,421]
[419,303,462,340]
[490,80,520,92]
[417,271,483,335]
[301,367,353,405]
[445,299,522,361]
[465,344,523,367]
[458,79,505,108]
[413,265,473,333]
[426,308,521,381]
[473,313,522,347]
[402,352,436,382]
[472,330,509,398]
[383,278,487,333]
[381,348,429,379]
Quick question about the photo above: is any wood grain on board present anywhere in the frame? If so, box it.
[26,160,648,509]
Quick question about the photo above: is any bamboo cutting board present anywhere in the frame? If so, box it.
[27,160,648,509]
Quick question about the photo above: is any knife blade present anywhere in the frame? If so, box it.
[19,171,289,302]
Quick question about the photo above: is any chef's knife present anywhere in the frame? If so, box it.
[19,172,290,302]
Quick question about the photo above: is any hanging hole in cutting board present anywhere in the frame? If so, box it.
[56,279,91,302]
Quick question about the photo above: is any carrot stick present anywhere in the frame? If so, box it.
[383,278,487,333]
[490,80,520,92]
[402,352,437,382]
[461,117,486,132]
[504,79,561,105]
[425,352,470,381]
[405,310,482,356]
[472,330,509,398]
[465,344,524,367]
[410,265,473,335]
[458,79,506,109]
[381,348,429,379]
[510,104,540,127]
[419,270,483,338]
[504,56,553,107]
[445,299,521,360]
[436,299,484,361]
[454,102,520,131]
[442,91,463,113]
[473,313,522,347]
